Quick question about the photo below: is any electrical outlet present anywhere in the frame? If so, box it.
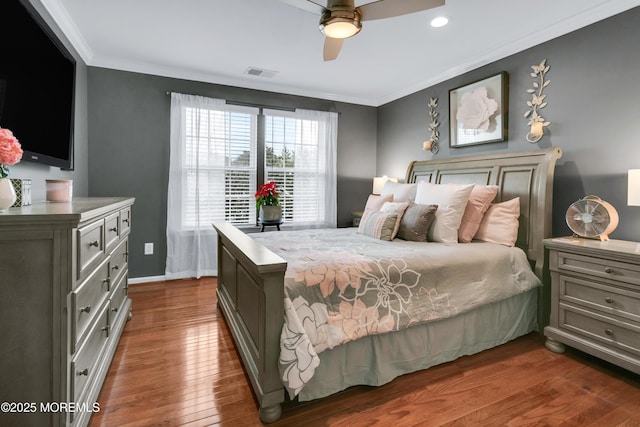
[144,242,154,255]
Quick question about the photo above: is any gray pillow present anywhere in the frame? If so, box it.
[397,203,438,242]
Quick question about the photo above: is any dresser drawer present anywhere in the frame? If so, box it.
[120,206,132,237]
[110,272,128,320]
[77,219,105,281]
[559,275,640,323]
[70,258,111,352]
[557,251,640,287]
[110,238,129,286]
[560,304,640,356]
[104,212,120,253]
[70,304,110,405]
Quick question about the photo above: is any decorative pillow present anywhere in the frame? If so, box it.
[414,182,475,243]
[474,197,520,246]
[358,210,398,241]
[380,201,410,239]
[458,185,499,243]
[381,181,418,203]
[396,203,438,242]
[363,193,393,212]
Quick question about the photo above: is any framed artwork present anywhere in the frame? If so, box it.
[449,72,508,147]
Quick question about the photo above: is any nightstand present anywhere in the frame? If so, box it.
[543,237,640,374]
[351,210,364,227]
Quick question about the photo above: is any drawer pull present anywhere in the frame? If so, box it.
[80,305,91,313]
[109,227,118,232]
[77,368,89,376]
[102,325,110,338]
[112,265,119,271]
[122,218,129,225]
[88,240,99,247]
[604,267,614,274]
[605,296,614,304]
[112,307,119,313]
[605,329,614,336]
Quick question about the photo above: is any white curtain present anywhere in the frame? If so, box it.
[165,93,225,279]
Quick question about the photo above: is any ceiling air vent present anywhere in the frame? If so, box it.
[245,67,278,78]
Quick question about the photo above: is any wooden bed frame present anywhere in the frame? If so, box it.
[213,147,562,423]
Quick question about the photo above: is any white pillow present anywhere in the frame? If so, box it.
[381,181,417,203]
[414,182,475,243]
[380,201,410,239]
[474,197,520,246]
[363,193,393,212]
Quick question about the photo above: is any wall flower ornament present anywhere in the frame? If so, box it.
[524,59,551,143]
[449,72,508,147]
[0,128,23,179]
[456,87,498,131]
[422,97,440,154]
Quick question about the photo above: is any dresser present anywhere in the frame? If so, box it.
[0,197,135,427]
[544,237,640,375]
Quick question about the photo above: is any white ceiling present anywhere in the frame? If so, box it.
[43,0,640,106]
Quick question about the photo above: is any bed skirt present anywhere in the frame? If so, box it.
[297,288,537,401]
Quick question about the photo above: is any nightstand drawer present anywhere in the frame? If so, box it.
[557,251,640,286]
[560,275,640,322]
[560,304,640,356]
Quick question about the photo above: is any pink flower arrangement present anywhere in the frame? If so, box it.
[255,181,280,209]
[0,128,23,179]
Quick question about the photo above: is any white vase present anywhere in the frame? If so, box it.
[259,205,282,222]
[0,178,16,212]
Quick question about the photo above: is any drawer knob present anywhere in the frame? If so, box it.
[102,325,110,338]
[112,307,119,313]
[605,296,614,304]
[123,218,129,224]
[112,265,119,272]
[80,305,91,313]
[605,329,614,336]
[88,240,99,247]
[109,227,118,232]
[604,267,614,274]
[77,368,88,376]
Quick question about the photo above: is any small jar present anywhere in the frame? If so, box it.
[46,179,73,202]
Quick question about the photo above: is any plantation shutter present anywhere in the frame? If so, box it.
[183,103,258,227]
[263,108,337,228]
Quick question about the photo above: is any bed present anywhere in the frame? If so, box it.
[213,147,562,423]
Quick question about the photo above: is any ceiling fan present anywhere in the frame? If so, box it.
[279,0,446,61]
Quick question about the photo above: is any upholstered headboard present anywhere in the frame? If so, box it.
[405,147,562,280]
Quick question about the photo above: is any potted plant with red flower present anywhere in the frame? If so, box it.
[255,181,282,223]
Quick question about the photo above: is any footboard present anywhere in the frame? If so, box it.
[213,223,287,423]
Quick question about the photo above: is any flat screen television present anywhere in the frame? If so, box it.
[0,0,76,170]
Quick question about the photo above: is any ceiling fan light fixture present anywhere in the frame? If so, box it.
[319,8,361,39]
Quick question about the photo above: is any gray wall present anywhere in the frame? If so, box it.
[377,6,640,242]
[8,0,89,200]
[87,69,376,278]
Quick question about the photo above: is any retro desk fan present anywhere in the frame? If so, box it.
[565,195,619,241]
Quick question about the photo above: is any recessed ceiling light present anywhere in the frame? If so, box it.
[430,16,449,28]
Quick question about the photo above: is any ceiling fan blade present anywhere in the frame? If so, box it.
[279,0,326,15]
[360,0,445,21]
[323,37,344,61]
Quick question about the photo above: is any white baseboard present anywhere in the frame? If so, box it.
[128,275,167,285]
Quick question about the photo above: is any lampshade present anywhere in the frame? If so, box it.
[372,176,397,195]
[319,9,361,39]
[628,169,640,206]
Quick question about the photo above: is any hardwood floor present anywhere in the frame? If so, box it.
[89,278,640,426]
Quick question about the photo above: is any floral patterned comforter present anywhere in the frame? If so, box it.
[251,228,541,398]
